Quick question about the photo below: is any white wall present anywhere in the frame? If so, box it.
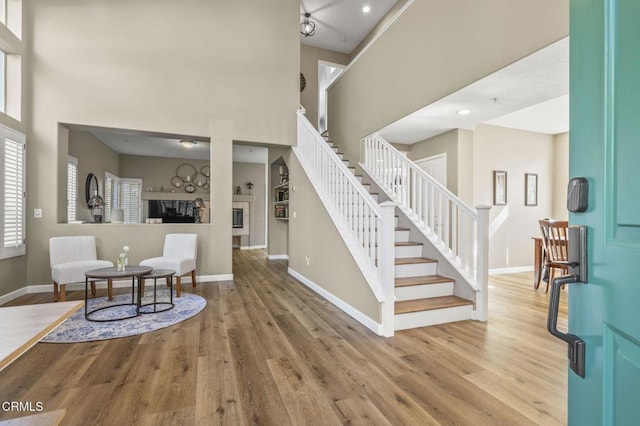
[473,124,555,271]
[552,132,569,220]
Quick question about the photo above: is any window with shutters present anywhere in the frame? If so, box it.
[67,156,78,222]
[1,125,25,259]
[104,172,142,224]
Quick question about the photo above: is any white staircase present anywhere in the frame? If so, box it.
[320,131,474,330]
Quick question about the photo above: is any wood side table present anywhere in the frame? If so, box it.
[139,269,176,314]
[84,266,152,322]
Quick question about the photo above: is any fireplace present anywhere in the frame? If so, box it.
[232,202,249,236]
[232,208,243,228]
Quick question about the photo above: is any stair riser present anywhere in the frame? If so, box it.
[395,245,423,258]
[395,282,454,301]
[394,230,410,243]
[395,262,437,278]
[394,305,473,330]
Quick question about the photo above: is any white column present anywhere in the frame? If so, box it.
[379,201,396,337]
[475,205,492,322]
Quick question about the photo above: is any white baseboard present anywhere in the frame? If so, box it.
[240,245,267,251]
[0,286,28,306]
[489,266,534,275]
[268,254,289,260]
[1,274,235,304]
[288,268,383,335]
[198,274,234,282]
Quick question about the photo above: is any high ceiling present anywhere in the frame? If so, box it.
[300,0,398,54]
[379,37,569,144]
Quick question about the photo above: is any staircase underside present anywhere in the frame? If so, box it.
[322,132,475,331]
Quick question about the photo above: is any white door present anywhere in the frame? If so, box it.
[415,153,447,187]
[415,154,447,233]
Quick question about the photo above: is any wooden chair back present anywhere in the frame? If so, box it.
[538,219,569,263]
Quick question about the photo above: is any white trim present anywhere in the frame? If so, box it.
[327,0,415,92]
[197,274,234,282]
[0,286,27,305]
[239,245,267,250]
[414,153,447,188]
[288,267,384,336]
[267,254,288,260]
[0,274,235,301]
[489,266,534,275]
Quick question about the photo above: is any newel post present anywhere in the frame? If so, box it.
[379,201,396,337]
[475,205,492,321]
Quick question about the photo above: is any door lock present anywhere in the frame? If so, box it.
[546,225,588,378]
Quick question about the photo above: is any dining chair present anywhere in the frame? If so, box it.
[49,236,114,301]
[139,233,197,297]
[538,219,569,292]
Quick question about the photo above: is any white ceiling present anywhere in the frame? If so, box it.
[379,37,570,144]
[300,0,398,54]
[67,124,268,163]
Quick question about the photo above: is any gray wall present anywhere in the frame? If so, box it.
[119,155,210,196]
[288,154,380,322]
[67,129,121,223]
[473,124,555,270]
[300,45,349,131]
[21,0,298,290]
[233,162,267,247]
[328,0,569,166]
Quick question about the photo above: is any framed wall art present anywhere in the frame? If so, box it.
[525,173,538,206]
[493,171,507,205]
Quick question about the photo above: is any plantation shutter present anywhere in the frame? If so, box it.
[120,178,142,223]
[104,172,119,222]
[67,156,78,222]
[3,136,25,255]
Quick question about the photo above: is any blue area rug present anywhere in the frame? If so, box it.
[41,290,206,343]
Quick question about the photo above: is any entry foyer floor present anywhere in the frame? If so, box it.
[0,249,567,425]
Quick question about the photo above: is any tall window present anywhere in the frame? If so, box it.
[105,172,142,223]
[1,125,25,259]
[67,156,78,222]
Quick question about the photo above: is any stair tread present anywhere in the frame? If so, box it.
[395,257,436,265]
[395,241,423,247]
[395,296,473,314]
[395,227,410,231]
[395,275,454,287]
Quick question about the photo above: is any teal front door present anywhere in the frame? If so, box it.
[569,0,640,424]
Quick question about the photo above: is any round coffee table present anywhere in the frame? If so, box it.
[84,266,152,322]
[139,269,176,314]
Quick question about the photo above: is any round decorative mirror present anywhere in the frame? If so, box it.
[85,173,99,205]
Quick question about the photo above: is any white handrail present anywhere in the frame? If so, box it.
[295,113,395,333]
[361,133,491,320]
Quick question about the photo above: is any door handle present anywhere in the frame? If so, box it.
[547,274,586,378]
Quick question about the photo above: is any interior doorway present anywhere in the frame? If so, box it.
[318,61,345,134]
[415,153,447,187]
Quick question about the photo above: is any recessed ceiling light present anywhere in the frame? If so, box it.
[457,109,471,115]
[363,5,371,13]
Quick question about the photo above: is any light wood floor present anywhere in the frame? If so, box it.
[0,250,567,425]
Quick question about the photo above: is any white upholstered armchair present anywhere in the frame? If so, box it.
[49,236,114,302]
[140,233,197,297]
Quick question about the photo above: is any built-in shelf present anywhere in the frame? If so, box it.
[273,181,289,219]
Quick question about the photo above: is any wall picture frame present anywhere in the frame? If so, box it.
[525,173,538,206]
[493,171,507,205]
